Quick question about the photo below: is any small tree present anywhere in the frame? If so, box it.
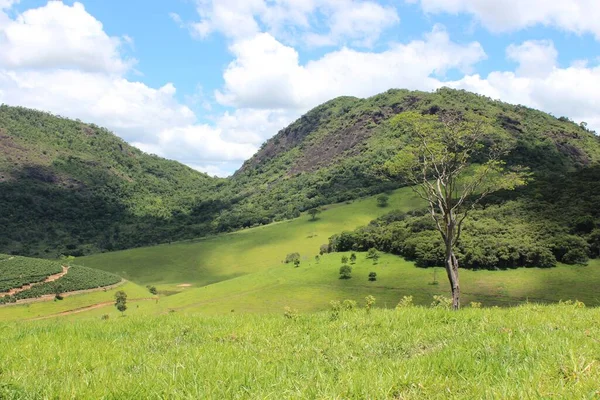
[366,248,378,259]
[368,272,377,281]
[320,244,329,255]
[365,295,376,313]
[54,284,64,301]
[146,285,158,295]
[341,255,349,264]
[285,253,300,264]
[293,259,301,268]
[308,208,321,221]
[350,253,357,264]
[115,290,127,316]
[339,265,352,279]
[384,111,527,309]
[377,194,389,208]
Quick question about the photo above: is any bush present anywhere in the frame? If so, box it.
[319,244,329,255]
[366,248,378,259]
[146,285,158,295]
[376,194,389,208]
[339,265,352,279]
[341,255,349,264]
[283,306,299,320]
[365,295,376,312]
[368,272,377,281]
[285,253,300,264]
[342,299,357,310]
[396,296,414,308]
[431,295,452,309]
[349,253,357,264]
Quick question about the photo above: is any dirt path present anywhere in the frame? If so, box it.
[27,297,155,321]
[0,265,69,297]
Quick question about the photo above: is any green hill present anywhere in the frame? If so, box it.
[2,88,600,258]
[0,105,221,257]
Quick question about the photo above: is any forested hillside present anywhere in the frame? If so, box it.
[2,88,600,258]
[0,105,223,257]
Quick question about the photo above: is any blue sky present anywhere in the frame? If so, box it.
[1,0,599,176]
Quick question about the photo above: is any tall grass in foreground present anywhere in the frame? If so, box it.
[1,304,599,399]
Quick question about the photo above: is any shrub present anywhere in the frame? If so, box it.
[319,244,329,255]
[339,265,352,279]
[342,299,357,310]
[366,248,378,259]
[377,194,389,208]
[368,272,377,281]
[350,253,357,264]
[330,300,342,320]
[396,296,414,308]
[283,306,299,320]
[293,259,301,268]
[341,255,349,264]
[285,253,300,264]
[431,295,452,309]
[146,285,158,295]
[365,295,376,313]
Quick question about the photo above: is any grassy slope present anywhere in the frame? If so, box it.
[0,281,149,322]
[155,256,600,315]
[80,187,422,288]
[0,305,598,399]
[76,185,600,321]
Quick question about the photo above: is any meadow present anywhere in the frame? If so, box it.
[0,304,598,399]
[2,185,600,322]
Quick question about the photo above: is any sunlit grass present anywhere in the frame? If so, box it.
[0,304,598,399]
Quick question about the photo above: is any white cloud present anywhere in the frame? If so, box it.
[0,1,263,176]
[189,0,400,47]
[216,26,486,110]
[409,0,600,39]
[448,41,600,132]
[0,2,134,73]
[506,40,557,78]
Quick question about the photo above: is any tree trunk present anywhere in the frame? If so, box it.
[444,243,460,310]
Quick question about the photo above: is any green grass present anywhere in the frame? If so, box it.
[155,254,600,315]
[1,304,599,399]
[79,187,422,288]
[0,281,150,322]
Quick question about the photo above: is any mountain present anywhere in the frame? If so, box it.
[0,105,222,257]
[218,88,600,229]
[1,88,600,258]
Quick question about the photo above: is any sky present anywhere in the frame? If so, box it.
[1,1,599,177]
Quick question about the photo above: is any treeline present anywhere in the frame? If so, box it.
[328,167,600,270]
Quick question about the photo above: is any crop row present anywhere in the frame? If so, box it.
[0,256,63,292]
[0,265,121,304]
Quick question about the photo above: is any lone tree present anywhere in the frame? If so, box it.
[115,290,128,315]
[307,208,321,221]
[377,194,389,208]
[339,265,352,279]
[384,111,527,310]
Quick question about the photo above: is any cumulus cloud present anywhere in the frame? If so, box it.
[506,40,557,78]
[448,41,600,132]
[216,26,486,110]
[0,1,134,73]
[409,0,600,39]
[0,1,259,175]
[190,0,400,47]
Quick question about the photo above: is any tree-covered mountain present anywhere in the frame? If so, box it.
[2,88,600,258]
[0,105,223,257]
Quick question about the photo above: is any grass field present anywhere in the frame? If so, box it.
[0,304,598,399]
[3,185,600,322]
[79,187,422,290]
